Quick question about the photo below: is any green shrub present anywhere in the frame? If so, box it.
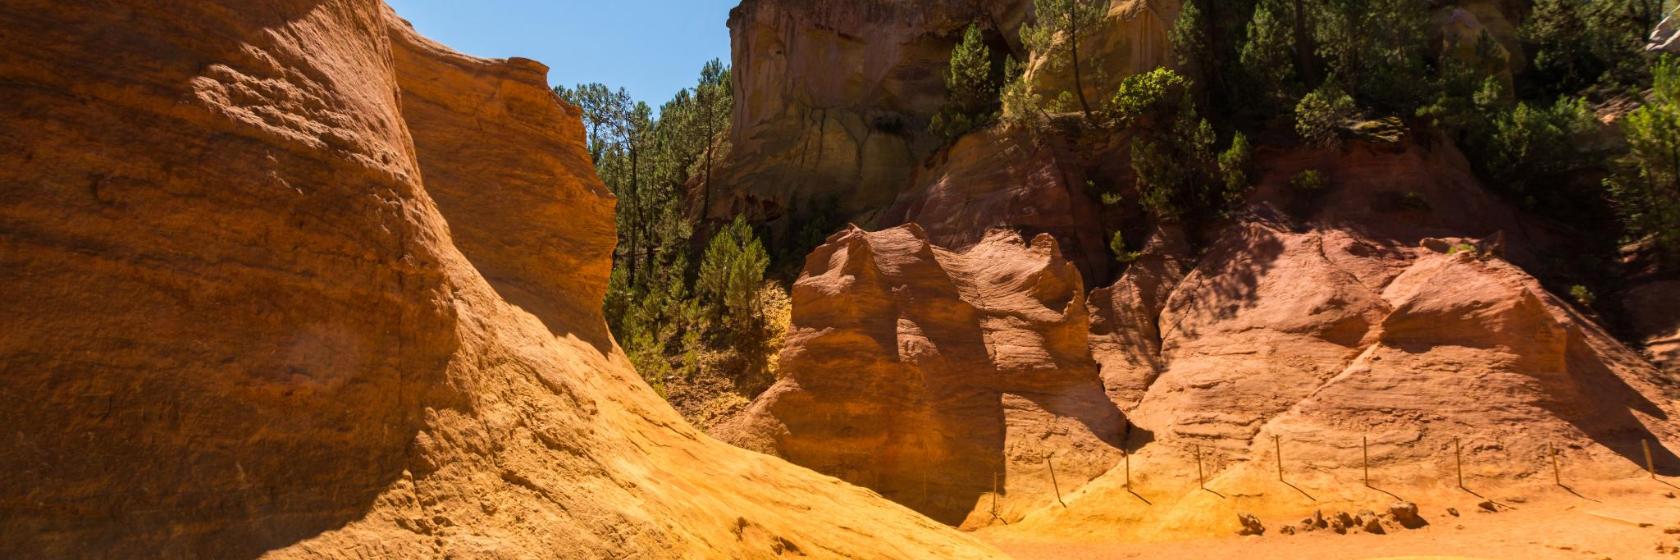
[1109,68,1193,126]
[1606,56,1680,255]
[1218,131,1252,206]
[1290,170,1327,193]
[1109,231,1142,264]
[1569,284,1597,307]
[1295,79,1357,147]
[1109,68,1222,219]
[1484,96,1596,203]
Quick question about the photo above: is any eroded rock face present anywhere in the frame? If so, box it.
[719,225,1127,526]
[1259,247,1680,482]
[1026,0,1178,106]
[717,0,1031,227]
[0,2,1003,558]
[1085,226,1190,412]
[1128,138,1680,473]
[886,125,1112,282]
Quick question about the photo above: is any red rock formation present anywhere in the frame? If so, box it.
[719,225,1127,526]
[0,2,1005,557]
[1128,138,1677,466]
[1260,249,1680,481]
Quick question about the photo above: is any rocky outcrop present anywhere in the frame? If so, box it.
[1257,248,1680,483]
[1127,137,1679,469]
[0,2,1003,558]
[885,125,1111,281]
[719,225,1128,526]
[716,0,1031,229]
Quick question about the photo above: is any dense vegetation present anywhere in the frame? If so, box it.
[560,61,785,400]
[1003,0,1674,273]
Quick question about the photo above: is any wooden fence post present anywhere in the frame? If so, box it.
[1455,437,1464,489]
[1195,444,1205,490]
[1549,443,1561,486]
[1274,435,1284,482]
[1046,456,1065,507]
[1644,439,1657,480]
[1124,450,1132,490]
[1362,435,1370,488]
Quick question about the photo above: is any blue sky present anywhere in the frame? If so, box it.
[387,0,737,106]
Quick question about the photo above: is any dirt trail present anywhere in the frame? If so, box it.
[983,477,1680,559]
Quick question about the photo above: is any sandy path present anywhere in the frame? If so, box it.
[983,482,1680,559]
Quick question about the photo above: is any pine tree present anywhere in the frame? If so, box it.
[694,59,732,223]
[931,23,999,140]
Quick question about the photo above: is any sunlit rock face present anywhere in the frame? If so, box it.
[715,0,1031,230]
[0,2,1007,558]
[719,225,1129,526]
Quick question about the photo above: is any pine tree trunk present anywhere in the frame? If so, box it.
[1293,0,1314,86]
[627,146,640,283]
[1071,17,1093,119]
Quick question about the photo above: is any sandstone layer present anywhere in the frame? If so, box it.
[716,0,1031,230]
[719,225,1129,527]
[0,2,1004,558]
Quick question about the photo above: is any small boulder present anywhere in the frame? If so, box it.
[1360,514,1386,535]
[1477,500,1498,512]
[1447,507,1459,517]
[1280,525,1297,535]
[1311,509,1328,529]
[1329,511,1354,535]
[1388,501,1426,529]
[1237,513,1266,536]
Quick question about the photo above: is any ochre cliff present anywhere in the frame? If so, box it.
[716,0,1031,231]
[0,1,1004,557]
[719,226,1128,527]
